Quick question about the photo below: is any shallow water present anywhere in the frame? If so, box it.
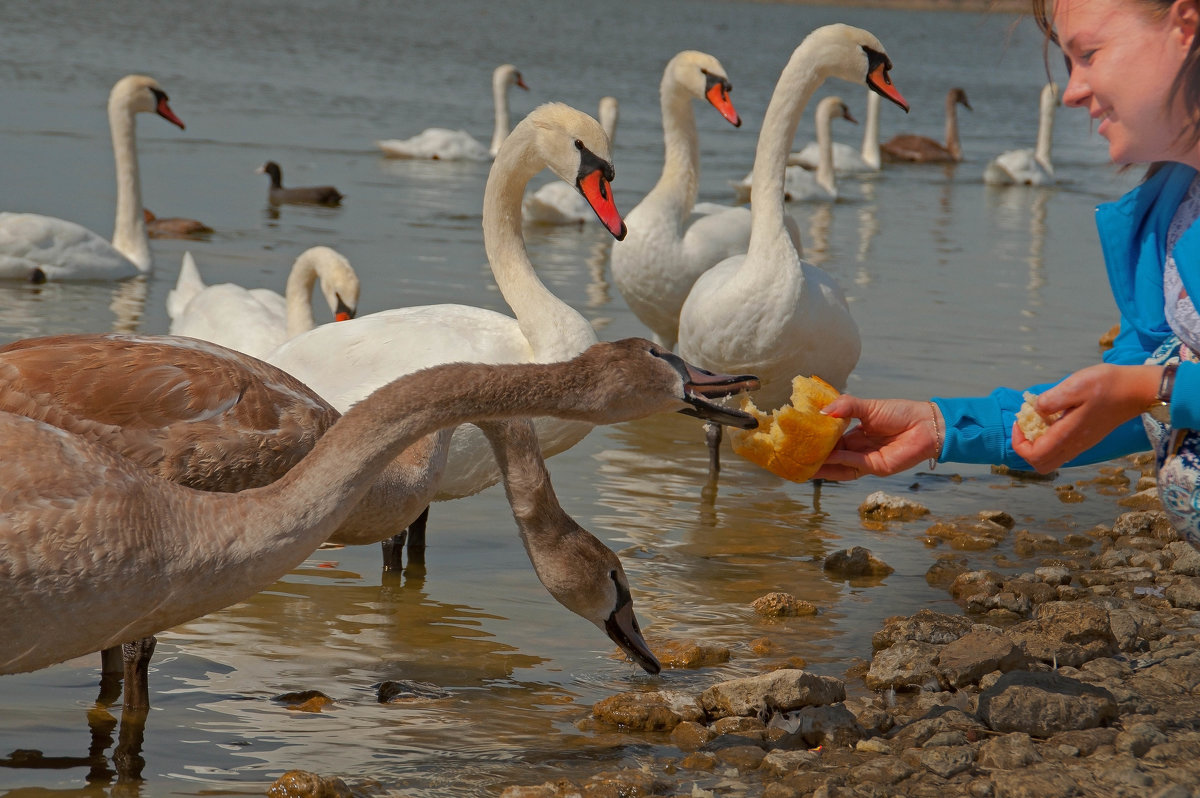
[0,1,1151,795]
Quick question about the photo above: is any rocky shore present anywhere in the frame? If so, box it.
[270,451,1200,798]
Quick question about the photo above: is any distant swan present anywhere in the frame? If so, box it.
[524,96,620,225]
[609,50,746,350]
[882,86,972,163]
[788,89,881,174]
[983,82,1059,186]
[677,24,908,473]
[376,64,528,160]
[0,335,758,685]
[731,95,857,203]
[0,75,184,282]
[256,161,343,206]
[143,208,212,239]
[167,247,360,360]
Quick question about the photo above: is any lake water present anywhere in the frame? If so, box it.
[0,1,1149,795]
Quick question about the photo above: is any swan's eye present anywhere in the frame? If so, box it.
[575,139,584,150]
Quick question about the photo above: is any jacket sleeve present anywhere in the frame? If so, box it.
[933,380,1150,471]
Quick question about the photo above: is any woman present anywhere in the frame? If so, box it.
[816,0,1200,545]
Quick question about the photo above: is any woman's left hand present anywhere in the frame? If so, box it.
[1012,362,1160,471]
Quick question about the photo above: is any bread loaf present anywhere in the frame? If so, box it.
[730,375,849,482]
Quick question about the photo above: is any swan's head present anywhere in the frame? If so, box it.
[1043,81,1062,109]
[572,338,760,429]
[803,25,909,114]
[527,102,627,240]
[524,519,661,675]
[110,74,185,130]
[297,246,360,322]
[666,50,741,127]
[950,87,973,112]
[817,96,858,126]
[494,63,529,92]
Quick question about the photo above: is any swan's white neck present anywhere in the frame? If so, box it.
[643,73,702,220]
[284,250,331,337]
[1034,86,1056,172]
[108,99,151,272]
[747,45,827,260]
[861,90,881,169]
[484,123,593,359]
[814,100,839,196]
[490,72,513,157]
[944,91,962,160]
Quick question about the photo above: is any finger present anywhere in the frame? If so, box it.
[813,462,864,481]
[820,394,860,420]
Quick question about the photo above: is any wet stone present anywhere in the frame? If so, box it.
[976,670,1118,738]
[272,690,335,713]
[591,690,703,731]
[699,669,845,720]
[872,609,975,650]
[267,770,353,798]
[859,491,930,522]
[865,639,943,691]
[375,680,452,703]
[752,592,818,617]
[918,745,975,778]
[823,546,895,578]
[650,638,731,669]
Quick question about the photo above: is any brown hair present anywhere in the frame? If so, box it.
[1031,0,1200,150]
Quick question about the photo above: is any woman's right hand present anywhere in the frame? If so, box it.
[813,396,941,480]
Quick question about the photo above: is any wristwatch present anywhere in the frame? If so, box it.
[1148,362,1178,424]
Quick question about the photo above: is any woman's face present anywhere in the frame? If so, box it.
[1055,0,1196,166]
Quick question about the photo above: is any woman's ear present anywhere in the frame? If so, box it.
[1174,0,1200,46]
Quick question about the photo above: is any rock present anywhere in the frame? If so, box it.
[760,749,821,775]
[976,731,1042,769]
[976,671,1118,738]
[752,592,818,617]
[859,491,930,522]
[650,638,731,669]
[712,744,767,771]
[949,570,1005,601]
[1165,578,1200,610]
[1114,722,1169,757]
[1165,541,1200,576]
[591,690,703,731]
[775,704,865,749]
[823,546,894,578]
[710,715,768,741]
[937,628,1028,689]
[267,770,353,798]
[1009,601,1119,667]
[669,720,716,751]
[872,609,975,650]
[918,745,975,778]
[865,640,943,691]
[989,766,1082,798]
[926,554,971,588]
[699,669,845,720]
[272,690,335,713]
[375,680,451,703]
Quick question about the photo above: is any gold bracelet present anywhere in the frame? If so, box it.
[928,401,942,471]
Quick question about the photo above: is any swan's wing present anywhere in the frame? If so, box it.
[523,181,591,225]
[0,212,137,280]
[267,305,530,411]
[684,205,752,267]
[376,128,491,161]
[168,283,288,360]
[166,252,206,320]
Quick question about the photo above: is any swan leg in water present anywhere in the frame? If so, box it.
[705,420,723,479]
[96,636,156,712]
[380,506,431,571]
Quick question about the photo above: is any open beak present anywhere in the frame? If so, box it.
[605,596,661,675]
[651,348,760,429]
[334,293,355,322]
[705,75,741,127]
[576,147,627,240]
[867,61,908,113]
[156,96,186,130]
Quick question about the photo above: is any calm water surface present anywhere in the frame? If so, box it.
[0,1,1150,795]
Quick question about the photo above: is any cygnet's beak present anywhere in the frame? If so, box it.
[605,593,661,675]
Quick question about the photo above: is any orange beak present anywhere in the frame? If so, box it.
[578,169,627,240]
[705,81,741,127]
[867,62,909,113]
[156,97,186,130]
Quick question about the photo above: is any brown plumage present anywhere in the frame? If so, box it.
[143,208,213,239]
[0,334,760,702]
[881,87,971,163]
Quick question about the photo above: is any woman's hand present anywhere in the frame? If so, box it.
[812,397,940,480]
[1011,362,1160,471]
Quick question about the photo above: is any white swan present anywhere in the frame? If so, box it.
[608,50,750,350]
[0,75,184,282]
[731,96,857,203]
[376,64,528,160]
[0,336,759,680]
[166,247,361,360]
[677,25,909,467]
[523,97,620,225]
[882,86,972,163]
[788,89,882,174]
[984,82,1059,186]
[270,103,627,501]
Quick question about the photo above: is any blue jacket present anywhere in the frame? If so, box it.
[934,162,1200,469]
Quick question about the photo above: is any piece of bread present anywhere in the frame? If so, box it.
[1016,391,1061,441]
[730,375,849,482]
